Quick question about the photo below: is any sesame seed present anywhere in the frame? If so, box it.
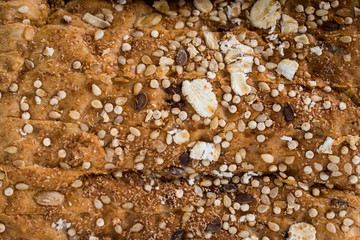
[68,110,80,120]
[0,223,5,233]
[9,83,18,92]
[122,43,132,51]
[72,61,82,69]
[33,80,42,88]
[18,5,29,13]
[43,138,51,147]
[58,90,67,99]
[91,100,103,108]
[4,187,13,196]
[96,218,104,227]
[308,208,318,217]
[268,222,279,232]
[339,102,346,110]
[326,222,336,233]
[151,30,159,38]
[23,124,33,134]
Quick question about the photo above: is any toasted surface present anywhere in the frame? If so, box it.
[1,0,360,239]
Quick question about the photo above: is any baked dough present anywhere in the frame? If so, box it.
[1,0,360,239]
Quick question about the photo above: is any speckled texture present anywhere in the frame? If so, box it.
[1,0,360,239]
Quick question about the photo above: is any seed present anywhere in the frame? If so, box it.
[257,204,270,213]
[4,146,17,154]
[49,111,61,119]
[200,179,212,187]
[68,110,80,120]
[261,154,274,163]
[283,103,295,121]
[72,61,82,69]
[25,59,34,69]
[23,124,33,134]
[71,180,83,188]
[18,5,29,13]
[33,191,65,206]
[134,92,148,111]
[235,193,254,203]
[194,0,213,13]
[221,184,237,193]
[339,36,352,43]
[94,199,103,209]
[217,24,229,32]
[205,220,222,233]
[135,13,162,28]
[223,195,232,208]
[43,138,51,147]
[0,223,5,233]
[4,187,13,196]
[268,221,280,232]
[326,222,336,233]
[15,183,29,190]
[114,224,122,234]
[176,49,188,66]
[145,65,156,76]
[129,127,141,137]
[315,9,328,16]
[180,152,190,166]
[171,230,185,240]
[130,223,144,232]
[322,21,340,31]
[96,218,104,227]
[167,166,185,177]
[133,82,143,95]
[92,84,102,96]
[122,202,134,209]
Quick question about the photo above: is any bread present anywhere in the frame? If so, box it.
[0,0,360,239]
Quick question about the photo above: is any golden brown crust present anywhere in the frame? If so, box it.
[1,0,360,239]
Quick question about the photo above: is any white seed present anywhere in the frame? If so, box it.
[326,222,336,233]
[72,61,82,69]
[43,138,51,147]
[4,187,13,196]
[96,218,104,227]
[268,222,280,232]
[0,223,5,233]
[261,154,274,163]
[15,183,29,190]
[68,110,80,120]
[91,100,103,108]
[92,84,102,96]
[130,223,144,232]
[18,5,29,13]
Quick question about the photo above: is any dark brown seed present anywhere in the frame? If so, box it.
[205,220,222,233]
[167,166,185,177]
[283,103,294,122]
[135,92,148,111]
[229,21,239,29]
[165,83,182,95]
[171,229,185,240]
[176,49,188,66]
[322,21,340,31]
[325,43,342,54]
[180,152,190,166]
[235,193,254,204]
[221,184,237,193]
[217,24,229,32]
[330,199,348,210]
